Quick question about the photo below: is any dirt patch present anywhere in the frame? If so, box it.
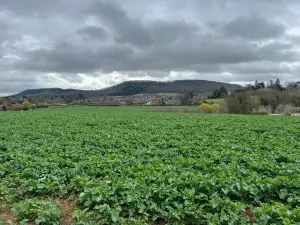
[59,199,77,225]
[0,200,17,224]
[241,208,256,224]
[0,210,18,225]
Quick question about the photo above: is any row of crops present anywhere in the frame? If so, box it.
[0,107,300,224]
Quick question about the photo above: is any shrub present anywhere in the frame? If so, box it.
[21,101,33,110]
[200,103,219,113]
[11,104,21,111]
[12,199,60,225]
[227,88,300,114]
[225,92,257,114]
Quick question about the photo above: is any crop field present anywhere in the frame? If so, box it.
[0,106,300,225]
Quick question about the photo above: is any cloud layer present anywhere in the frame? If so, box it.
[1,0,300,95]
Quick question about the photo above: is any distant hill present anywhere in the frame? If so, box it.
[11,80,242,97]
[98,80,242,96]
[12,88,77,97]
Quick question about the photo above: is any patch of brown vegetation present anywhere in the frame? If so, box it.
[241,208,256,224]
[0,210,18,225]
[0,200,18,224]
[59,199,77,225]
[151,108,202,113]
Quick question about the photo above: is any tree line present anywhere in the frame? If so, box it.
[225,79,300,114]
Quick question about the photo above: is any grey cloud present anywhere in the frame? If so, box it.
[1,0,300,95]
[77,26,107,40]
[14,35,297,74]
[0,20,12,43]
[227,62,296,75]
[222,15,285,40]
[148,20,200,45]
[87,0,201,47]
[257,41,298,62]
[87,1,153,47]
[0,0,89,19]
[0,73,36,83]
[0,21,8,31]
[16,42,134,73]
[13,0,297,74]
[0,0,60,17]
[0,71,45,95]
[0,82,31,95]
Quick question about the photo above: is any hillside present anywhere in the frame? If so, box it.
[13,88,78,97]
[11,80,242,97]
[96,80,242,96]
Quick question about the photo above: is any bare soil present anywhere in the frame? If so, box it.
[241,208,256,224]
[0,210,18,225]
[59,199,78,225]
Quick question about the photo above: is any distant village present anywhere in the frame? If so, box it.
[1,79,300,116]
[0,93,205,111]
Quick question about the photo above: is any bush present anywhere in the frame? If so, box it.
[21,101,33,110]
[227,88,300,114]
[11,104,21,111]
[225,92,257,114]
[200,103,219,113]
[12,199,60,225]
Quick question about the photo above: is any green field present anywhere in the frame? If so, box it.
[0,107,300,224]
[206,98,225,104]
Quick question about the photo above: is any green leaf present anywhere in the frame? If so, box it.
[279,189,288,200]
[111,210,119,222]
[259,215,271,225]
[126,195,133,203]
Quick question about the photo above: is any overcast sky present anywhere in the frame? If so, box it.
[1,0,300,95]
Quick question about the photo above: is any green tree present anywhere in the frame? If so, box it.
[78,93,85,100]
[287,82,300,89]
[254,80,259,89]
[209,87,228,99]
[274,78,285,91]
[258,82,265,89]
[64,96,74,104]
[219,86,228,96]
[267,80,274,88]
[275,78,281,88]
[179,92,194,105]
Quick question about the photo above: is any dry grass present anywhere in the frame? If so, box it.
[0,202,18,225]
[59,199,77,225]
